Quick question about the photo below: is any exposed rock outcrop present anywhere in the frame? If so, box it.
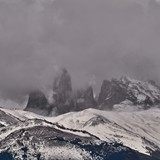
[25,90,52,116]
[98,79,127,110]
[73,86,97,111]
[53,68,73,115]
[98,76,160,110]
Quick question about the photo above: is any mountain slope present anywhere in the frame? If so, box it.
[0,112,157,160]
[49,107,160,156]
[0,107,160,159]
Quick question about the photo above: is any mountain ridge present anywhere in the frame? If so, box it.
[24,71,160,116]
[0,69,160,116]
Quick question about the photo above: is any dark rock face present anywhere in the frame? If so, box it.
[98,76,160,110]
[98,80,111,105]
[98,79,127,110]
[72,86,97,111]
[53,68,72,102]
[25,91,51,116]
[53,68,73,115]
[98,80,127,109]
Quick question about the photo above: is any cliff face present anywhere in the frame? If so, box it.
[24,90,51,116]
[98,79,127,110]
[72,86,97,111]
[52,68,73,115]
[98,76,160,110]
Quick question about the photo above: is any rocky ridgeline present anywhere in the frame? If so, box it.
[98,76,160,110]
[25,69,160,116]
[25,69,96,116]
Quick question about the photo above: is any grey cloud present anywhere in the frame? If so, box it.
[0,0,159,94]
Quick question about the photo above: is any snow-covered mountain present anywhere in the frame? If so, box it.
[0,75,160,159]
[51,108,160,156]
[24,75,160,117]
[0,107,160,159]
[0,70,159,116]
[98,76,160,110]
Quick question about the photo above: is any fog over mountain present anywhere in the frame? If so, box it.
[1,2,160,159]
[0,0,160,95]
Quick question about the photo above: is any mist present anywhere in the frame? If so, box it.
[0,0,160,96]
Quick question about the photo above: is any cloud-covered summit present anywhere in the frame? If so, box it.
[0,0,159,94]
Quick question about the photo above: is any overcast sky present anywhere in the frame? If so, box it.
[0,0,160,93]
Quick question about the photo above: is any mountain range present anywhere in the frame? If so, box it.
[24,69,160,116]
[0,69,160,159]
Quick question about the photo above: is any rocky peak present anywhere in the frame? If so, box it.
[52,68,73,115]
[53,68,72,91]
[98,79,127,110]
[98,80,111,105]
[25,90,52,116]
[98,76,160,110]
[53,68,72,103]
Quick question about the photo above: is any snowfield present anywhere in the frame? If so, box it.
[0,107,160,156]
[48,107,160,155]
